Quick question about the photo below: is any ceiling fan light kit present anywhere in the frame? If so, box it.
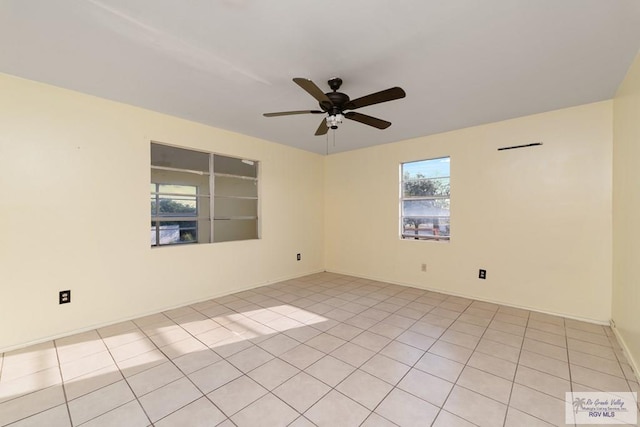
[326,113,343,129]
[263,77,406,136]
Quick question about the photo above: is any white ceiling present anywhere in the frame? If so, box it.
[2,1,639,154]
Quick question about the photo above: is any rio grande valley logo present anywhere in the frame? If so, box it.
[566,392,637,424]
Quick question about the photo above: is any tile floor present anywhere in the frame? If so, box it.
[1,272,638,427]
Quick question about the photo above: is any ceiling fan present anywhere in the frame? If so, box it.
[263,77,406,136]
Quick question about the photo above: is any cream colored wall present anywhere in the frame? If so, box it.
[613,52,640,376]
[0,69,621,353]
[0,73,324,351]
[326,101,613,323]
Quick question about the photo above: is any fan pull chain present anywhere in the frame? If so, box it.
[325,131,329,156]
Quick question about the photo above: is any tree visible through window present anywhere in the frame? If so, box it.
[401,157,450,241]
[150,184,198,246]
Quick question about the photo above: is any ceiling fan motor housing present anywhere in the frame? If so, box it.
[324,92,350,114]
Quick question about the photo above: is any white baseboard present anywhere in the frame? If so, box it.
[0,268,325,354]
[611,322,640,385]
[325,268,610,325]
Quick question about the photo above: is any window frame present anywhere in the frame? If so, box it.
[400,156,451,242]
[150,183,200,246]
[150,142,260,247]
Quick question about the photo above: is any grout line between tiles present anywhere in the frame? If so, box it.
[132,311,236,425]
[502,310,532,427]
[54,340,73,427]
[234,279,406,424]
[159,288,364,423]
[309,287,429,426]
[256,280,427,425]
[94,328,155,427]
[430,302,501,427]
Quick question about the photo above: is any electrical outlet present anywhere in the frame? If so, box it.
[421,263,427,272]
[296,253,301,261]
[59,290,71,304]
[478,269,487,280]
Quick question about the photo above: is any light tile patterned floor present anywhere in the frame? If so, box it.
[1,272,638,426]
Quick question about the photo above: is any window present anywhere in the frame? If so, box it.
[150,184,198,245]
[150,143,259,246]
[401,157,450,241]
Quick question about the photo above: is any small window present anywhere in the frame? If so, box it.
[150,184,198,246]
[151,143,259,246]
[401,157,450,241]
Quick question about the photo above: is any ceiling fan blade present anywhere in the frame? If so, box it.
[293,78,333,109]
[345,87,406,110]
[314,118,329,136]
[344,112,391,129]
[263,110,323,117]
